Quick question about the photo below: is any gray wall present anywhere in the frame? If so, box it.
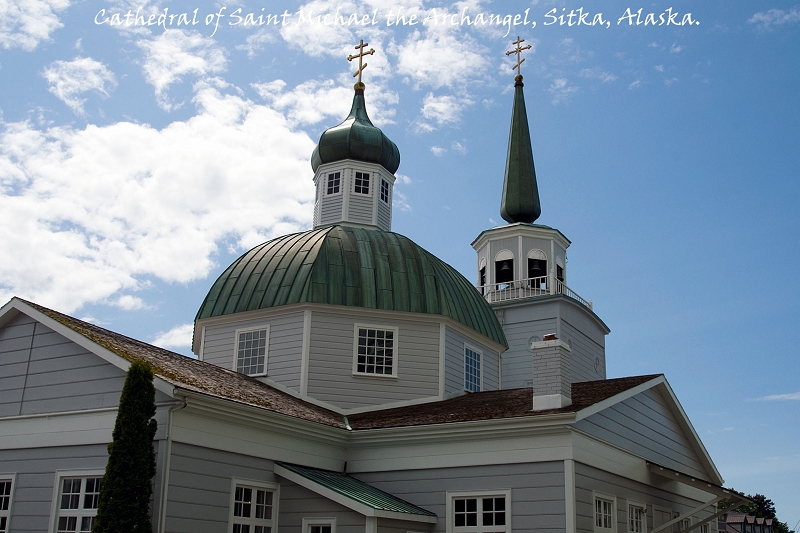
[279,478,365,533]
[559,303,605,383]
[306,311,440,409]
[0,312,128,417]
[356,461,566,533]
[498,303,558,389]
[443,326,500,395]
[573,388,708,480]
[319,191,344,226]
[347,192,374,225]
[201,312,304,391]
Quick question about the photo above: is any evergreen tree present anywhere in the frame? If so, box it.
[93,360,158,533]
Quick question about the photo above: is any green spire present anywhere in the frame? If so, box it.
[500,75,541,224]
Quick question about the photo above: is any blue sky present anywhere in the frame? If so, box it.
[1,0,798,525]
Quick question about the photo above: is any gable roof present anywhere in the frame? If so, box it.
[274,462,436,522]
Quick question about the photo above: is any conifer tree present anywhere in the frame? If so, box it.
[93,360,158,533]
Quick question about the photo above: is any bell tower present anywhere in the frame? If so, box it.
[472,38,610,408]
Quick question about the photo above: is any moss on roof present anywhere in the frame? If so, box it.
[196,225,507,347]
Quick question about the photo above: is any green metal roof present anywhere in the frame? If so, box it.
[310,88,401,174]
[276,462,436,517]
[196,225,507,347]
[500,77,541,224]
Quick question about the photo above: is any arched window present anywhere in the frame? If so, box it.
[527,249,547,288]
[494,250,514,286]
[556,256,565,282]
[479,258,487,294]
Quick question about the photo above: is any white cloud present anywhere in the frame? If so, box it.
[112,295,148,310]
[415,93,472,132]
[42,57,117,116]
[654,65,664,72]
[578,67,617,83]
[549,78,578,104]
[151,323,194,349]
[430,145,446,156]
[451,141,467,154]
[0,0,70,51]
[0,81,316,313]
[137,30,227,110]
[647,42,658,48]
[237,29,277,58]
[756,391,800,401]
[748,6,800,30]
[664,77,678,85]
[392,190,411,212]
[394,29,489,90]
[628,79,643,90]
[394,173,412,185]
[670,43,682,53]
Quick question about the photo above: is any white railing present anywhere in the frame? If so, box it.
[477,275,592,310]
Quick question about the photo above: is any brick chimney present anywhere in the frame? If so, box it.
[530,333,572,410]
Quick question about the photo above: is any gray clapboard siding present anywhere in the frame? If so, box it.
[574,462,714,533]
[165,442,276,533]
[573,388,708,479]
[378,518,435,533]
[500,314,558,389]
[443,326,499,394]
[320,194,344,226]
[0,313,128,416]
[348,195,374,225]
[356,461,566,533]
[278,478,365,533]
[307,312,439,409]
[0,444,110,533]
[560,321,605,383]
[202,312,304,390]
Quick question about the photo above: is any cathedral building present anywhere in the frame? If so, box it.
[0,41,747,533]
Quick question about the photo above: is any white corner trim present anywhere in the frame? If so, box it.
[565,460,576,533]
[301,310,311,396]
[438,323,446,399]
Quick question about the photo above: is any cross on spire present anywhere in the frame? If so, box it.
[347,39,375,90]
[505,36,532,81]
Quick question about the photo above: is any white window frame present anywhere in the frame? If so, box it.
[228,478,280,533]
[233,325,270,377]
[593,491,617,533]
[352,324,399,378]
[628,500,647,533]
[353,171,371,196]
[302,517,337,533]
[0,474,16,533]
[380,179,390,203]
[48,469,105,533]
[464,343,483,393]
[698,524,709,533]
[325,172,342,197]
[446,489,511,533]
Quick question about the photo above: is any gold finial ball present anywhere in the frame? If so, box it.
[354,81,366,91]
[514,74,523,82]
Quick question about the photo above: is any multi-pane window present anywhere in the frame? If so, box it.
[303,519,335,533]
[380,179,390,203]
[698,525,709,533]
[0,479,12,533]
[354,172,370,194]
[450,492,510,533]
[55,476,102,533]
[354,326,396,376]
[310,526,332,533]
[629,504,646,533]
[595,496,615,531]
[231,484,274,533]
[236,328,268,376]
[326,172,341,195]
[464,345,481,392]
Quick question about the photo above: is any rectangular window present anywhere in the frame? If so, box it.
[447,490,511,533]
[229,481,278,533]
[629,503,646,533]
[380,179,390,203]
[235,327,269,376]
[52,473,103,533]
[699,525,709,533]
[0,477,14,533]
[353,325,397,377]
[354,172,370,194]
[303,518,336,533]
[464,345,482,392]
[326,172,341,195]
[594,493,616,533]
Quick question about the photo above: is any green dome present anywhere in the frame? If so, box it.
[197,226,506,347]
[310,89,400,174]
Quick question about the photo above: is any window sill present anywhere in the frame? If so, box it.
[352,372,398,380]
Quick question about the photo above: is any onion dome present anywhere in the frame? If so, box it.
[310,88,400,174]
[197,225,506,347]
[500,75,541,224]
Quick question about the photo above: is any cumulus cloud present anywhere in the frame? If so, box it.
[0,81,316,313]
[430,145,446,156]
[0,0,70,51]
[415,93,473,132]
[42,57,117,116]
[152,323,194,349]
[451,141,467,154]
[578,67,617,83]
[748,6,800,30]
[549,78,577,104]
[137,30,227,110]
[394,29,489,90]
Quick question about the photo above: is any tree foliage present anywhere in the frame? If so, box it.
[93,360,158,533]
[718,491,794,533]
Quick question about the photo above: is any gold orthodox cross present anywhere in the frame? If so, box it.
[506,36,532,80]
[348,39,375,89]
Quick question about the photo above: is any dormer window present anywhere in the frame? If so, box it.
[354,172,370,194]
[380,179,389,203]
[326,172,341,195]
